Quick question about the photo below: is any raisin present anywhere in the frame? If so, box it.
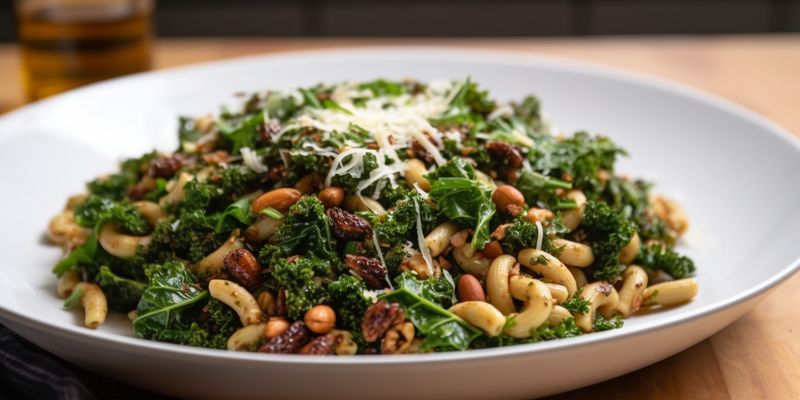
[486,141,523,168]
[148,154,184,178]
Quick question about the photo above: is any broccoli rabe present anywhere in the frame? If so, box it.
[636,242,696,279]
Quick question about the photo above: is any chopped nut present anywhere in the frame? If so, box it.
[381,322,415,354]
[258,321,310,354]
[299,334,335,355]
[326,207,373,241]
[362,301,404,342]
[345,255,387,289]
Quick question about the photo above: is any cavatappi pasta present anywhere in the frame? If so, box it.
[47,78,698,353]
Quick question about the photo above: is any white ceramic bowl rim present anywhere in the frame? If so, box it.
[1,46,799,366]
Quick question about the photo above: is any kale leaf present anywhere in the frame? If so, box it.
[272,257,331,320]
[380,288,482,351]
[133,261,210,341]
[636,242,696,279]
[95,265,147,312]
[427,158,495,249]
[580,201,636,281]
[394,271,455,308]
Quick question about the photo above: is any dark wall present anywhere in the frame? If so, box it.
[2,0,799,41]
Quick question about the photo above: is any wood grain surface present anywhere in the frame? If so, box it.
[1,35,798,399]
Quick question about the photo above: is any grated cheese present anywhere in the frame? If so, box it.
[240,147,268,173]
[535,220,544,251]
[372,230,394,290]
[413,198,434,277]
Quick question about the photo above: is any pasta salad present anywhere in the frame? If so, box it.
[47,78,697,354]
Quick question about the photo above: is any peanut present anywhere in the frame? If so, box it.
[304,305,336,334]
[251,188,301,213]
[318,186,345,208]
[457,274,486,302]
[492,185,525,216]
[481,240,504,259]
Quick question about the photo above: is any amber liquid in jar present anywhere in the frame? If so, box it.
[17,1,153,100]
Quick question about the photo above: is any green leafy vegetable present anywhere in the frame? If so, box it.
[272,257,331,320]
[394,271,455,308]
[580,201,637,281]
[133,261,209,340]
[73,195,150,235]
[593,314,624,332]
[427,158,496,249]
[380,288,482,351]
[213,198,253,233]
[326,275,371,334]
[95,265,147,312]
[636,242,696,279]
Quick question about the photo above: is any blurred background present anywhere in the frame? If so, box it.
[1,0,799,106]
[1,0,799,38]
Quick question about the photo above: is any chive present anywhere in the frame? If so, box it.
[299,88,322,109]
[260,207,283,220]
[63,287,84,309]
[552,198,578,210]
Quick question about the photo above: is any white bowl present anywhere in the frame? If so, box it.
[0,47,798,400]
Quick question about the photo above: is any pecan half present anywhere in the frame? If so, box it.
[486,141,523,168]
[362,301,404,342]
[299,334,335,355]
[148,154,184,178]
[345,255,387,289]
[326,207,372,241]
[381,321,415,355]
[259,321,310,354]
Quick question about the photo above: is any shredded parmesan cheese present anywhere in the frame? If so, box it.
[413,199,434,277]
[372,230,394,289]
[535,220,544,251]
[240,147,268,173]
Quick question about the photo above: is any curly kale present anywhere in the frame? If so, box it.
[636,242,696,279]
[499,215,566,255]
[531,132,626,195]
[326,275,371,334]
[592,314,624,332]
[580,201,637,281]
[216,165,260,196]
[73,195,150,235]
[94,265,147,312]
[394,270,455,308]
[149,210,219,263]
[561,289,591,314]
[368,193,437,248]
[258,196,338,267]
[601,177,672,244]
[86,152,157,200]
[427,158,495,249]
[272,257,332,320]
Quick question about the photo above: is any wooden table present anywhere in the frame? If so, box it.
[1,36,799,399]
